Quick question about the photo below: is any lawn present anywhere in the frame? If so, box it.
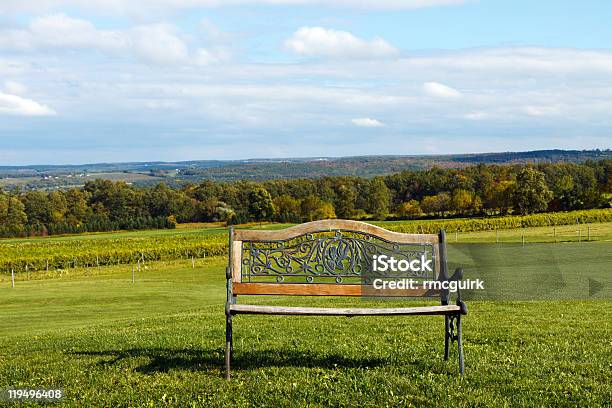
[1,244,610,407]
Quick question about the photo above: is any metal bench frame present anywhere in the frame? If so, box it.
[224,219,467,379]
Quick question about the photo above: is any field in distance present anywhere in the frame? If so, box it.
[2,218,612,275]
[2,149,610,189]
[3,218,612,244]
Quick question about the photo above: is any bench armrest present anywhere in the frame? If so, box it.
[445,267,466,313]
[449,267,463,281]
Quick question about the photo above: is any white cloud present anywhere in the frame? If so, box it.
[0,92,56,116]
[0,14,224,66]
[129,24,190,65]
[352,117,385,127]
[28,12,123,50]
[3,80,28,95]
[422,81,462,98]
[406,48,612,76]
[0,1,470,16]
[523,105,561,117]
[285,27,398,59]
[3,44,612,162]
[463,111,489,120]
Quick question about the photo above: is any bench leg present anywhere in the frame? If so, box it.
[225,312,232,380]
[457,314,464,375]
[444,315,450,360]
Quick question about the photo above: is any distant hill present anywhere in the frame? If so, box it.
[1,149,610,190]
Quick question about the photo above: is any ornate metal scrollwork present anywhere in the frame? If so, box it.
[447,315,459,343]
[241,229,435,284]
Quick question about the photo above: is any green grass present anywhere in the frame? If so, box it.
[440,221,612,243]
[1,247,610,407]
[448,242,611,300]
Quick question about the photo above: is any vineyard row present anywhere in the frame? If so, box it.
[2,208,611,273]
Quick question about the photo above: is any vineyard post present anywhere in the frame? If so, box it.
[132,266,135,283]
[553,226,556,243]
[588,225,591,241]
[496,228,499,243]
[522,229,525,246]
[46,259,49,272]
[11,269,15,288]
[96,255,99,268]
[455,230,458,242]
[192,256,195,269]
[577,220,581,243]
[137,259,141,271]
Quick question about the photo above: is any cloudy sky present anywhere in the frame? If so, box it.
[1,0,611,165]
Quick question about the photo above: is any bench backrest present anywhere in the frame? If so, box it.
[228,219,448,298]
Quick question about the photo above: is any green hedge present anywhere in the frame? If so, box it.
[378,209,612,234]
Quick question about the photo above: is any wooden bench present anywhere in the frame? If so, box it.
[224,219,467,379]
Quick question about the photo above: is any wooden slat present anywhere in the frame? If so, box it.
[229,304,460,316]
[433,242,441,281]
[231,240,242,283]
[233,219,439,244]
[232,283,440,297]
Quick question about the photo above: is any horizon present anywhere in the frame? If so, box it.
[1,147,610,168]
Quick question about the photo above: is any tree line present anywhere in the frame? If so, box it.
[0,160,610,238]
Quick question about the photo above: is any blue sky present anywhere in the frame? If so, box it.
[0,0,611,165]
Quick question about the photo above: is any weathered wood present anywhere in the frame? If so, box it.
[233,219,439,244]
[232,282,440,297]
[433,240,441,281]
[231,240,242,283]
[229,303,460,316]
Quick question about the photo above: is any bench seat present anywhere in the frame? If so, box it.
[229,304,461,316]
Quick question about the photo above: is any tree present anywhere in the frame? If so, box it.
[484,180,515,215]
[248,187,275,222]
[192,180,223,202]
[421,193,451,217]
[166,215,178,228]
[315,201,336,220]
[300,195,336,221]
[396,200,423,219]
[0,194,27,237]
[85,180,142,222]
[273,194,301,223]
[48,191,68,224]
[541,163,601,211]
[65,188,90,226]
[366,178,390,219]
[513,167,553,214]
[334,185,357,218]
[216,202,237,225]
[451,189,481,215]
[20,191,51,226]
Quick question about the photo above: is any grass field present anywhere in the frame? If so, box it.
[1,234,610,406]
[0,172,165,189]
